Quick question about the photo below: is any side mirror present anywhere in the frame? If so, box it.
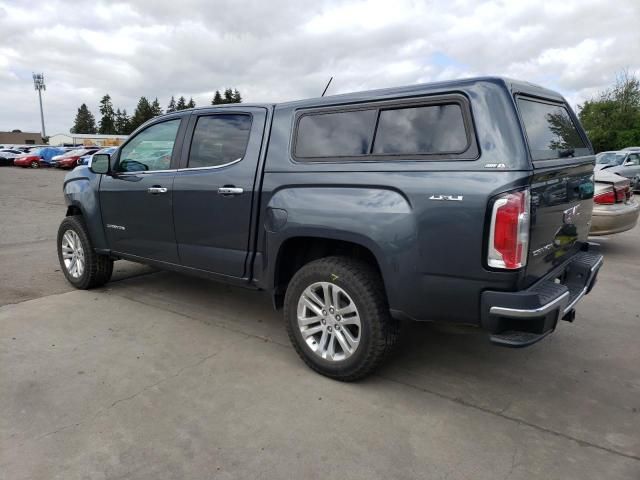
[90,153,111,174]
[623,161,634,166]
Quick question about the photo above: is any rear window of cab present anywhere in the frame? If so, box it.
[292,95,478,161]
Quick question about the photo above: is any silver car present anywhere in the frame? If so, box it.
[591,170,639,235]
[595,150,640,191]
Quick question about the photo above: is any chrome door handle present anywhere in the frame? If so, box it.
[218,187,244,195]
[147,187,168,194]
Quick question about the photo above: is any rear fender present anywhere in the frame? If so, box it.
[262,186,416,309]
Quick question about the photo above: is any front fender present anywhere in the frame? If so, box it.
[262,186,417,309]
[63,166,108,251]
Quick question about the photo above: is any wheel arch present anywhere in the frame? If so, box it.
[270,234,388,309]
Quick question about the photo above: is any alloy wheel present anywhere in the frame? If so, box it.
[297,282,361,362]
[61,230,85,278]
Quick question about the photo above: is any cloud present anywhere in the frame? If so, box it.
[0,0,638,135]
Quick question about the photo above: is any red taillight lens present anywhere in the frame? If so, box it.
[488,190,530,269]
[594,189,616,205]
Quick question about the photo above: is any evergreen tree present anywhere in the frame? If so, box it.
[151,97,163,117]
[167,96,177,113]
[212,90,223,105]
[186,97,196,109]
[70,103,97,134]
[232,89,242,103]
[176,96,187,110]
[129,97,154,131]
[223,88,234,104]
[98,94,116,134]
[115,108,131,135]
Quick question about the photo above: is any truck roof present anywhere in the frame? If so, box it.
[278,76,564,109]
[178,76,565,116]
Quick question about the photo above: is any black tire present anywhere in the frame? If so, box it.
[57,216,113,289]
[30,160,39,168]
[284,256,399,381]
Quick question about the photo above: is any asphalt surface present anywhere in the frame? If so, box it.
[1,167,639,479]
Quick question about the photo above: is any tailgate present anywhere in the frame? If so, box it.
[515,95,595,286]
[526,163,594,284]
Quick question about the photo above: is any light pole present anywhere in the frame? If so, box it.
[32,73,46,139]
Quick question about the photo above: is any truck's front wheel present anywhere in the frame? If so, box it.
[284,256,398,381]
[57,216,113,289]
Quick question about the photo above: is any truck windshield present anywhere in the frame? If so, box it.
[517,97,590,161]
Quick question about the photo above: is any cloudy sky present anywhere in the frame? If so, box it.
[1,0,639,136]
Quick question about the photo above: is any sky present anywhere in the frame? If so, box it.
[0,0,639,136]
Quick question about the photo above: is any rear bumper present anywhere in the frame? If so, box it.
[480,245,603,347]
[590,199,639,236]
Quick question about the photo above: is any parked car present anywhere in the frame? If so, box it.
[14,147,65,168]
[590,170,639,235]
[51,148,100,169]
[77,147,117,166]
[621,146,640,151]
[57,77,603,380]
[0,149,23,166]
[596,150,640,191]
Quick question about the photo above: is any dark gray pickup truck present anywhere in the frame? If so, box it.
[58,77,603,380]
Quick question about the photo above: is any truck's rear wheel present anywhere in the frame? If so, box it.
[57,216,113,289]
[284,256,398,381]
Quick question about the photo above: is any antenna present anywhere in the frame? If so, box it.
[321,77,333,97]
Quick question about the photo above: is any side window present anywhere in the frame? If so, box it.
[627,154,640,165]
[117,119,181,172]
[187,114,252,168]
[295,109,377,158]
[373,104,467,154]
[293,97,476,161]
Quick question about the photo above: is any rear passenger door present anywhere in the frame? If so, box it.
[173,107,267,277]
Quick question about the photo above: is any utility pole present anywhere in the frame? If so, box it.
[32,73,46,139]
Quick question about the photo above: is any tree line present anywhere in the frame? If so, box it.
[578,71,640,152]
[70,88,243,135]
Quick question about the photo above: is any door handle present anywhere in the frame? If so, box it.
[218,187,244,195]
[147,186,168,194]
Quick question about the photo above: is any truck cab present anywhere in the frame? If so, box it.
[58,77,603,380]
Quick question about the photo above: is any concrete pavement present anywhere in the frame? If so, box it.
[0,167,639,479]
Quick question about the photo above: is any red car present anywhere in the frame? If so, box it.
[14,147,65,168]
[53,148,100,169]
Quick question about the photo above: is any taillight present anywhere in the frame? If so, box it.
[615,185,629,202]
[487,189,530,269]
[594,189,615,205]
[594,186,629,205]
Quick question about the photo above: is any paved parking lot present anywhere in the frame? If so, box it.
[1,167,639,479]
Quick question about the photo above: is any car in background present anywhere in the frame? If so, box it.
[621,146,640,151]
[0,149,23,166]
[596,150,640,191]
[590,170,639,235]
[51,147,100,169]
[77,146,117,166]
[13,147,65,168]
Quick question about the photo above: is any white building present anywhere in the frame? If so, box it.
[48,133,128,147]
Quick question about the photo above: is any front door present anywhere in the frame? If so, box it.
[172,107,267,277]
[100,117,185,263]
